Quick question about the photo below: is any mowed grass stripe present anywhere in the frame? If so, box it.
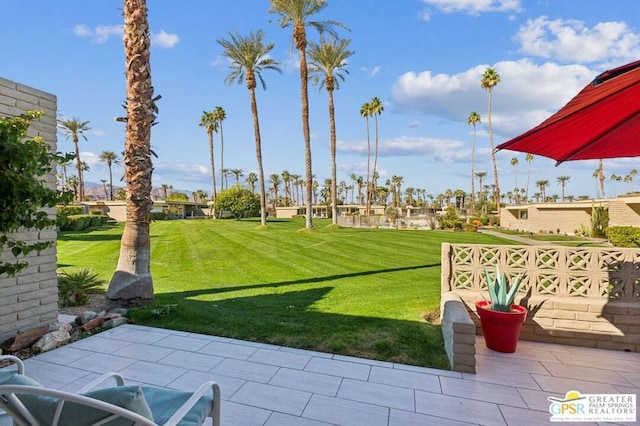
[57,218,513,368]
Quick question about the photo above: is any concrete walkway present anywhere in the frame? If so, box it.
[477,228,552,245]
[2,323,638,425]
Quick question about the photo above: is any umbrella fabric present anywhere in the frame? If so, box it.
[496,60,640,165]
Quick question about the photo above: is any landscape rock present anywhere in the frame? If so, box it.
[32,330,71,353]
[108,308,128,316]
[102,317,129,329]
[1,327,48,352]
[77,311,98,325]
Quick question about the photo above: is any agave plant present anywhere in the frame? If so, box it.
[484,265,523,312]
[58,268,106,306]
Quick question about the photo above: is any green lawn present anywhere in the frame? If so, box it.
[57,218,511,368]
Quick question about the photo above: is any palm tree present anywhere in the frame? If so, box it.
[595,159,606,198]
[475,171,487,201]
[356,175,364,205]
[100,179,109,200]
[391,175,403,207]
[556,175,570,202]
[525,153,534,202]
[246,172,258,194]
[281,170,292,206]
[108,0,157,306]
[199,110,218,200]
[213,106,227,190]
[467,111,481,213]
[269,0,346,229]
[536,179,549,202]
[218,29,281,226]
[57,117,90,201]
[160,184,170,199]
[230,168,244,186]
[481,67,501,211]
[369,97,384,214]
[99,150,121,201]
[511,157,519,203]
[270,173,282,209]
[360,101,372,213]
[308,35,353,224]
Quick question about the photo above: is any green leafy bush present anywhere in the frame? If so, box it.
[438,207,462,230]
[591,204,609,238]
[605,226,640,247]
[150,212,167,220]
[58,268,106,306]
[0,111,73,276]
[58,205,84,216]
[469,216,489,226]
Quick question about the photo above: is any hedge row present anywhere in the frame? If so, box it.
[605,226,640,248]
[59,215,109,231]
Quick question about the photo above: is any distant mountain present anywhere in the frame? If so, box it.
[83,182,192,201]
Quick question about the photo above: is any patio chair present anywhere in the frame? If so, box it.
[0,355,220,426]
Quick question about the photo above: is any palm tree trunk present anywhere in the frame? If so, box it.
[372,115,379,213]
[249,88,267,226]
[220,126,225,191]
[328,89,338,225]
[73,138,83,201]
[470,126,476,213]
[298,42,313,229]
[488,89,500,216]
[365,117,371,214]
[108,163,114,201]
[108,0,155,306]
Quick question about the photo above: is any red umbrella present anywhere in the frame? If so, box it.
[497,59,640,165]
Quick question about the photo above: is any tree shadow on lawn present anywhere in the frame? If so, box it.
[158,263,440,298]
[130,263,448,369]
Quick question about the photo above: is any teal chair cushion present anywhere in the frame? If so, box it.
[1,372,154,425]
[141,385,213,426]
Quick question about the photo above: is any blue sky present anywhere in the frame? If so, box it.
[3,0,640,200]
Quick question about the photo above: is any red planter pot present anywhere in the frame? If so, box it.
[476,300,527,353]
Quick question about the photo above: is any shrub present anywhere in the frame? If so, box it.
[464,223,478,232]
[591,204,609,238]
[469,216,489,226]
[150,212,167,220]
[58,268,106,306]
[606,226,640,247]
[58,205,84,216]
[89,215,108,227]
[438,207,462,230]
[61,215,92,231]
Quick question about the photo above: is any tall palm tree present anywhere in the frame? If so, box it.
[475,171,487,201]
[269,0,346,229]
[525,153,534,202]
[360,101,372,213]
[213,106,227,190]
[281,170,292,206]
[511,156,519,203]
[308,35,353,224]
[218,29,281,226]
[108,0,157,306]
[199,110,218,200]
[369,97,384,215]
[230,168,244,186]
[467,111,481,213]
[481,67,501,212]
[57,117,90,201]
[270,173,282,209]
[99,150,121,201]
[536,179,549,202]
[556,176,570,202]
[246,172,258,194]
[596,159,606,198]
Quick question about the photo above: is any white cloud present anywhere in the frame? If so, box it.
[151,30,180,48]
[516,17,640,64]
[338,136,468,163]
[74,24,180,48]
[91,130,106,137]
[74,24,123,43]
[421,0,522,15]
[391,59,594,138]
[360,66,382,77]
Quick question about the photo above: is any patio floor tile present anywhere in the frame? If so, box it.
[2,322,637,426]
[230,381,311,416]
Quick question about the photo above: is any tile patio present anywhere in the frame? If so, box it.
[1,320,638,425]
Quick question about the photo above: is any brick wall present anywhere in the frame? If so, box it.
[0,77,59,341]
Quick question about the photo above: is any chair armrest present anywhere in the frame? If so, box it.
[163,381,221,426]
[0,355,25,375]
[78,372,126,393]
[0,385,158,426]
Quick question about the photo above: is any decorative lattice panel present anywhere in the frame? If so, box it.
[443,243,640,301]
